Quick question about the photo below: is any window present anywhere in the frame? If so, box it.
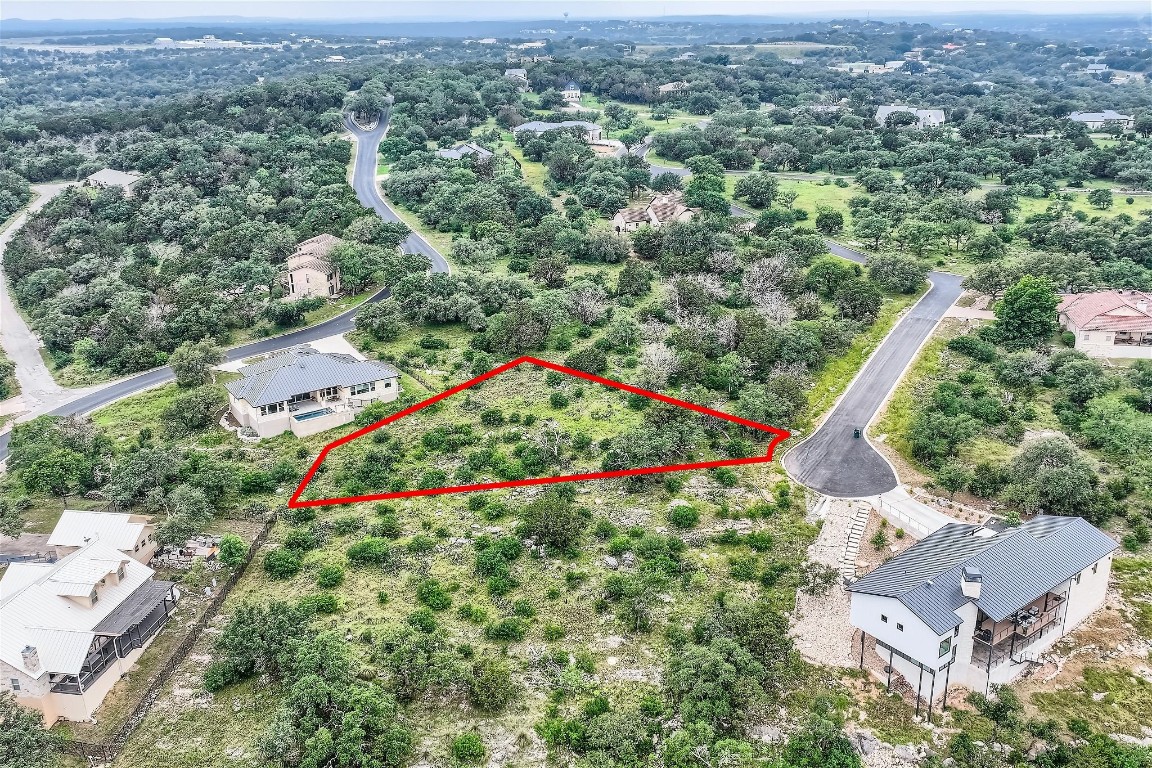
[10,679,20,691]
[1092,563,1098,574]
[881,615,888,623]
[939,638,952,657]
[288,392,312,404]
[259,402,286,416]
[383,381,393,388]
[1074,573,1082,584]
[320,386,339,399]
[351,382,376,395]
[896,623,904,632]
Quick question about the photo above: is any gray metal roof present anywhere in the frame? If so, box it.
[436,142,494,160]
[513,120,600,134]
[225,346,399,408]
[92,580,174,635]
[849,516,1117,634]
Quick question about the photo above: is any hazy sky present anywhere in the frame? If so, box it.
[4,0,1147,20]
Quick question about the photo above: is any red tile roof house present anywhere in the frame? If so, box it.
[1058,290,1152,359]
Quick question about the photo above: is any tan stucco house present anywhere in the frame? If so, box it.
[225,346,400,438]
[284,234,343,300]
[612,193,697,233]
[0,540,179,724]
[1059,290,1152,359]
[48,511,158,564]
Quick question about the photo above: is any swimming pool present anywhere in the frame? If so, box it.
[293,408,334,422]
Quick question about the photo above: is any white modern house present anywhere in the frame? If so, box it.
[1067,110,1134,130]
[0,540,179,724]
[48,510,158,564]
[225,346,400,438]
[513,120,603,142]
[85,168,144,196]
[849,516,1116,709]
[874,105,946,129]
[1059,290,1152,359]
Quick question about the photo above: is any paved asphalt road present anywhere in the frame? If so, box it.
[783,243,964,497]
[632,152,965,497]
[0,110,447,461]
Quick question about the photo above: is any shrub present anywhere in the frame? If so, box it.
[484,618,527,642]
[457,603,488,623]
[330,514,363,535]
[712,467,738,487]
[512,599,536,618]
[469,657,516,711]
[479,408,505,426]
[451,733,486,765]
[217,534,248,568]
[745,531,774,552]
[263,548,302,579]
[407,607,438,632]
[668,505,700,529]
[316,563,345,588]
[729,555,759,581]
[282,527,319,552]
[542,623,566,641]
[549,392,570,408]
[347,536,391,566]
[416,579,452,610]
[407,534,436,554]
[947,334,998,363]
[299,593,340,614]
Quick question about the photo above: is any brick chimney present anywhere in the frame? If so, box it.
[21,645,41,673]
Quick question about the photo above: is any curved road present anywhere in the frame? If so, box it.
[632,151,966,498]
[0,110,446,461]
[783,244,964,497]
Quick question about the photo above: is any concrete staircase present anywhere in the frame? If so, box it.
[841,503,871,581]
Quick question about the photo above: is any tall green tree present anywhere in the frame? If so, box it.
[994,276,1058,349]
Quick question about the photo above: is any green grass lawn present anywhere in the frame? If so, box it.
[1015,192,1152,220]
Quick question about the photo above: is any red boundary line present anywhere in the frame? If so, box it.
[288,356,790,508]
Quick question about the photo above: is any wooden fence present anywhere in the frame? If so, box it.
[60,516,275,764]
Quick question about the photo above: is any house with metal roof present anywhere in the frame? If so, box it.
[284,234,343,300]
[84,168,144,196]
[436,141,495,161]
[1067,110,1133,130]
[848,516,1115,711]
[513,120,603,142]
[1059,289,1152,359]
[0,540,178,724]
[225,346,400,438]
[48,510,158,564]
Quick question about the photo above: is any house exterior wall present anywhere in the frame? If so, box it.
[53,526,157,565]
[853,553,1113,697]
[850,592,955,670]
[229,378,400,439]
[287,265,340,299]
[2,641,154,725]
[1064,321,1152,359]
